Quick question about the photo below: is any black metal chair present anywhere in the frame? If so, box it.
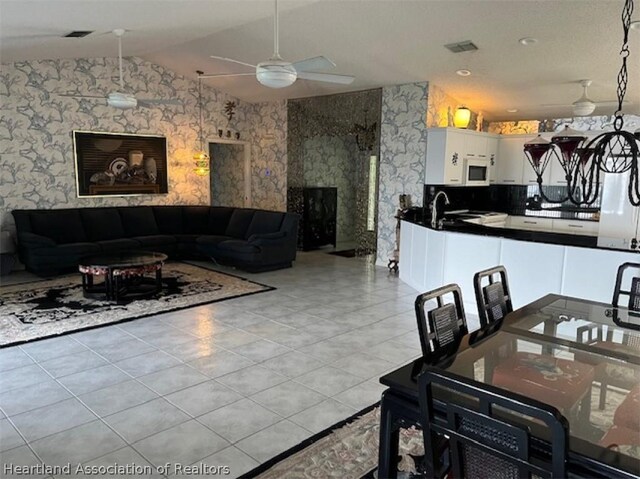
[377,284,469,479]
[414,284,469,361]
[418,368,569,479]
[474,265,513,328]
[613,262,640,311]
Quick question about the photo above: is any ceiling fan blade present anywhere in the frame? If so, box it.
[137,99,182,107]
[292,56,336,73]
[297,71,355,85]
[210,56,257,69]
[199,73,256,79]
[57,94,106,99]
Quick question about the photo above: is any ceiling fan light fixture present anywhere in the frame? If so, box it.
[256,61,297,88]
[572,99,596,116]
[107,92,137,109]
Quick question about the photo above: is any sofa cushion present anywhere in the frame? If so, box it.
[96,238,140,252]
[208,207,235,235]
[30,210,87,244]
[30,242,100,257]
[153,207,184,234]
[183,206,211,234]
[132,235,177,247]
[225,209,256,239]
[246,211,284,239]
[196,235,233,246]
[81,209,125,241]
[119,207,159,237]
[217,239,260,259]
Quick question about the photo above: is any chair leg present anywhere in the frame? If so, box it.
[599,379,608,410]
[378,392,400,479]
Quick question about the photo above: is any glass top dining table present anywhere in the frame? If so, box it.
[380,294,640,478]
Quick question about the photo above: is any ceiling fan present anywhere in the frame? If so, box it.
[541,80,628,116]
[200,0,355,89]
[60,29,182,109]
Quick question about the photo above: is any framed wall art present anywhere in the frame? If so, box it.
[73,131,168,197]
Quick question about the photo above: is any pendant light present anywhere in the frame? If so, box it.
[194,72,210,177]
[524,0,639,206]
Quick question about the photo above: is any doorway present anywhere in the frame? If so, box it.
[208,139,251,208]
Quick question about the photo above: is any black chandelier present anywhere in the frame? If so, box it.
[523,0,640,207]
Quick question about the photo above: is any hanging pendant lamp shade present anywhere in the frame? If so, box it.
[453,106,471,128]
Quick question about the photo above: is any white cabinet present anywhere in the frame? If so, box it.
[425,128,465,185]
[507,216,554,231]
[487,137,499,184]
[552,219,599,236]
[496,136,526,184]
[598,171,640,250]
[425,128,499,185]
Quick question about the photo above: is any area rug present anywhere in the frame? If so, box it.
[239,385,629,479]
[0,262,274,347]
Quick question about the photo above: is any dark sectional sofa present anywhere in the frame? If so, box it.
[12,206,299,276]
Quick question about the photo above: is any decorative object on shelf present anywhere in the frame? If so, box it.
[74,131,167,197]
[224,101,236,121]
[351,109,378,152]
[194,71,210,177]
[218,128,223,137]
[453,106,471,128]
[475,111,484,132]
[524,0,639,206]
[235,132,240,140]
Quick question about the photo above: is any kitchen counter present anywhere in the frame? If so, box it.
[401,212,598,249]
[398,217,639,311]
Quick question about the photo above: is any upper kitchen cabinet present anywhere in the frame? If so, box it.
[496,135,526,184]
[425,128,499,185]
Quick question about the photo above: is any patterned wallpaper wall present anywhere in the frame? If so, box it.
[489,115,640,134]
[303,135,357,242]
[210,143,245,208]
[0,56,287,237]
[377,82,429,265]
[427,84,486,131]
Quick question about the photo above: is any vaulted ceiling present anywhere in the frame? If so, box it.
[2,0,639,121]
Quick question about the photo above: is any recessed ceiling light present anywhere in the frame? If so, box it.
[456,69,471,77]
[519,37,538,46]
[506,108,518,113]
[631,20,640,30]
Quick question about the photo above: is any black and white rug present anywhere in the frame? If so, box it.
[0,262,274,347]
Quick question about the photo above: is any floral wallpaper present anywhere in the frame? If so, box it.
[303,135,358,242]
[488,120,540,134]
[0,56,287,240]
[377,82,429,265]
[210,143,245,208]
[245,101,287,212]
[427,84,486,131]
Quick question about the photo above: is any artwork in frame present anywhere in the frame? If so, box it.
[73,131,168,197]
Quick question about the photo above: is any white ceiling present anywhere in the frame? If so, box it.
[2,0,639,121]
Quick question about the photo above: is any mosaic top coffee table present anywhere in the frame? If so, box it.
[79,251,168,302]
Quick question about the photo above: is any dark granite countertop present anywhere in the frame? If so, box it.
[399,210,600,249]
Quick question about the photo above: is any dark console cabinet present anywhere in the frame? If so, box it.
[301,187,337,251]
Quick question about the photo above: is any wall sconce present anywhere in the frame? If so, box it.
[194,151,210,177]
[194,71,210,176]
[453,106,471,128]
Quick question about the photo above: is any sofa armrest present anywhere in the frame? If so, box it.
[247,231,286,244]
[18,232,56,247]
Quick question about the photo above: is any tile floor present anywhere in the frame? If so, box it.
[0,252,480,478]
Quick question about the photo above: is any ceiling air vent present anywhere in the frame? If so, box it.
[63,31,94,38]
[444,41,478,53]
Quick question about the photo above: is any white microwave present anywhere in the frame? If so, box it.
[464,158,490,186]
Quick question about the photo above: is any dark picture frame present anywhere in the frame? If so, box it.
[73,131,168,197]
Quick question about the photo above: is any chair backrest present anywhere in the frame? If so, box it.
[474,265,513,328]
[613,262,640,311]
[415,284,468,360]
[418,368,569,479]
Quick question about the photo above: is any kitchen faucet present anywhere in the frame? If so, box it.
[430,191,451,228]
